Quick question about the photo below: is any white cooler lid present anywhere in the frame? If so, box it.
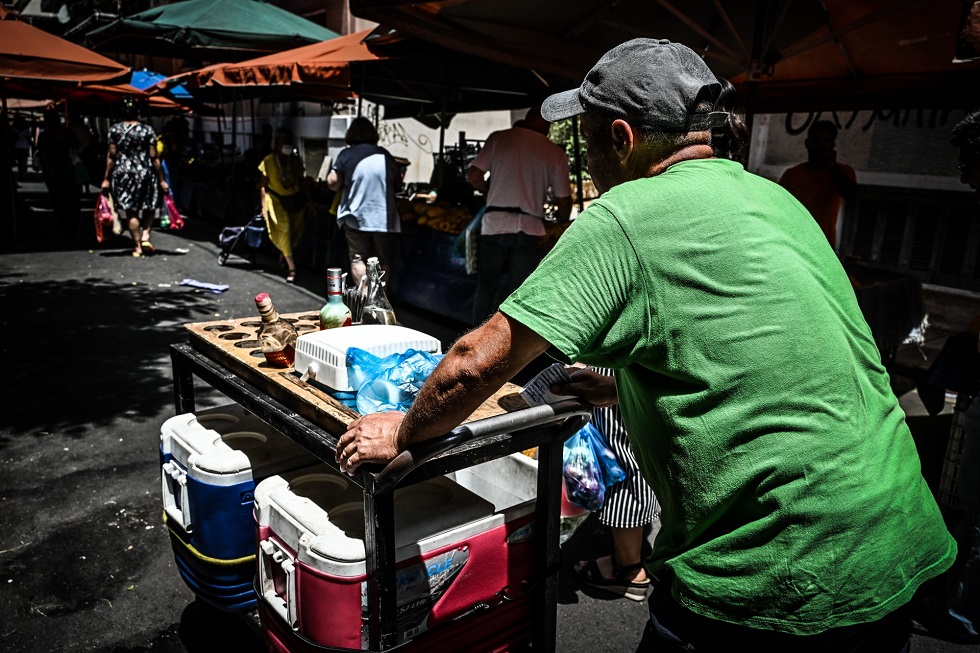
[161,404,316,481]
[255,465,496,574]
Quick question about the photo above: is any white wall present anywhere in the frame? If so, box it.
[376,111,514,183]
[750,109,970,193]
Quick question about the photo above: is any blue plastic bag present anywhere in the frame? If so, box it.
[587,422,627,487]
[562,421,626,511]
[346,347,444,415]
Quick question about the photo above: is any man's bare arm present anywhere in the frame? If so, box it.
[336,312,551,473]
[554,196,573,223]
[467,165,488,194]
[326,169,341,191]
[830,164,858,200]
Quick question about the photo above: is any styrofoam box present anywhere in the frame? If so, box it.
[293,324,441,391]
[254,459,538,648]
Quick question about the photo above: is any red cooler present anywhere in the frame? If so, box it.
[253,459,539,651]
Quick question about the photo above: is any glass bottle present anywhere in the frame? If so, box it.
[319,267,352,330]
[254,292,298,368]
[360,256,397,325]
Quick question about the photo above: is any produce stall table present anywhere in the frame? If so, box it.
[170,312,590,652]
[395,228,476,325]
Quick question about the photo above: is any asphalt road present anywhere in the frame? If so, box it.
[1,183,976,652]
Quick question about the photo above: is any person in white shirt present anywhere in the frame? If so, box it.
[467,107,572,323]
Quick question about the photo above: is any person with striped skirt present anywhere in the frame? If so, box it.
[575,369,661,602]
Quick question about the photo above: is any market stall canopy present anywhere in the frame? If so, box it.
[353,27,573,119]
[165,26,571,117]
[162,28,371,101]
[130,69,193,99]
[49,81,189,114]
[86,0,340,62]
[0,10,129,84]
[350,0,980,112]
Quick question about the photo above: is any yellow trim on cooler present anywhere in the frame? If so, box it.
[162,511,256,566]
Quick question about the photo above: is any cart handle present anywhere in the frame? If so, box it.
[370,399,590,494]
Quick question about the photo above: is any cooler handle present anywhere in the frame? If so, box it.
[161,461,192,532]
[258,538,298,630]
[372,399,589,493]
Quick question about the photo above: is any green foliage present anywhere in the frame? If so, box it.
[549,118,590,181]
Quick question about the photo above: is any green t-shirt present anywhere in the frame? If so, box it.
[501,158,955,634]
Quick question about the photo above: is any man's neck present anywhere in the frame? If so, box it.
[646,144,715,177]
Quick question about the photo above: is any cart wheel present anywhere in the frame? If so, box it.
[218,252,229,266]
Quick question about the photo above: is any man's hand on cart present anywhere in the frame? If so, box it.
[336,411,407,474]
[337,312,557,475]
[551,367,619,407]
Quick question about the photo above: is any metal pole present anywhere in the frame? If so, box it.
[216,102,225,167]
[571,115,584,211]
[250,97,256,152]
[436,95,447,192]
[0,78,16,246]
[230,92,238,222]
[357,62,364,117]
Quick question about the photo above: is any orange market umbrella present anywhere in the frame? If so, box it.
[164,28,376,101]
[0,10,129,239]
[0,12,129,84]
[165,26,569,116]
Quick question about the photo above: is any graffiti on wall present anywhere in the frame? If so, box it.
[785,108,960,135]
[378,122,435,155]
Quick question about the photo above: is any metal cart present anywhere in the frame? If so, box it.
[170,341,589,652]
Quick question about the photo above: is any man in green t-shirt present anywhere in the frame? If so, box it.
[337,39,955,651]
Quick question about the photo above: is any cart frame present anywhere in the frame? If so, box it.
[170,343,589,652]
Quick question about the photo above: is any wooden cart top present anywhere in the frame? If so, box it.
[184,313,527,436]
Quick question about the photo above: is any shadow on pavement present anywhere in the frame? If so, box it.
[2,274,216,437]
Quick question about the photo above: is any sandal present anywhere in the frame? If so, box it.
[575,555,650,602]
[141,241,155,255]
[286,269,296,283]
[131,250,143,258]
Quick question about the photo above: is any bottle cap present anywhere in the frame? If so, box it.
[255,292,270,303]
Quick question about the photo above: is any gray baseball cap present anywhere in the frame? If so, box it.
[541,39,727,132]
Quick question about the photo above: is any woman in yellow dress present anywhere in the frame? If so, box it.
[258,128,308,282]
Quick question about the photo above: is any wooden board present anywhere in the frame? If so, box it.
[183,313,526,436]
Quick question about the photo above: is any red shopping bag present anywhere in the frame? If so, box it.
[93,194,115,243]
[163,191,184,230]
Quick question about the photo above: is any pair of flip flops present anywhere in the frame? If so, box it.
[575,555,651,602]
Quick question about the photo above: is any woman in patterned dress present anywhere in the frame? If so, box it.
[100,97,169,257]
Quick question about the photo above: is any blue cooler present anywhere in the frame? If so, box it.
[160,404,318,611]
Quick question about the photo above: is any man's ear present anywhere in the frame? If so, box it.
[610,118,635,163]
